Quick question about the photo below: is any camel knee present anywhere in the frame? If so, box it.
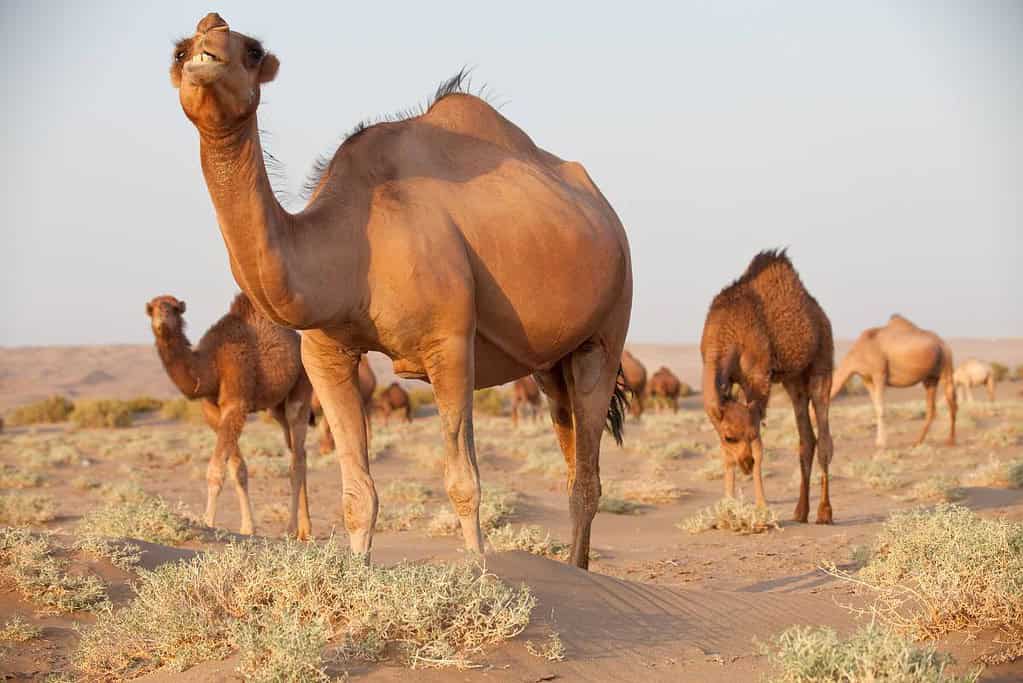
[341,474,378,531]
[445,472,480,519]
[569,474,600,519]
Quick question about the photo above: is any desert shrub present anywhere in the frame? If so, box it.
[847,457,900,492]
[123,397,164,414]
[763,622,977,683]
[381,480,432,504]
[75,537,143,572]
[605,479,685,504]
[0,493,58,524]
[518,449,565,479]
[990,362,1009,383]
[0,528,107,613]
[695,456,724,480]
[1009,460,1023,488]
[7,396,74,426]
[0,615,42,643]
[824,504,1023,663]
[77,495,197,545]
[69,400,134,429]
[428,486,518,536]
[963,455,1011,488]
[73,537,534,678]
[473,388,509,417]
[376,502,427,532]
[680,497,779,534]
[901,475,963,503]
[488,524,571,561]
[598,496,642,515]
[0,465,44,489]
[96,481,149,504]
[525,631,566,662]
[406,388,436,416]
[159,397,206,423]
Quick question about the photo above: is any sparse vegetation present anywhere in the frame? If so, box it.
[73,537,534,678]
[0,615,42,643]
[681,497,779,534]
[763,622,977,683]
[846,456,900,492]
[473,388,509,417]
[1009,459,1023,489]
[488,524,571,560]
[382,480,432,504]
[428,486,518,536]
[376,502,427,532]
[7,396,74,426]
[606,479,685,504]
[518,449,565,480]
[525,630,566,662]
[598,496,642,515]
[901,475,963,503]
[989,362,1008,383]
[75,537,143,572]
[963,455,1011,488]
[0,492,58,524]
[123,396,164,414]
[0,464,44,489]
[69,399,135,429]
[696,456,724,480]
[159,397,206,423]
[0,528,107,613]
[77,494,197,545]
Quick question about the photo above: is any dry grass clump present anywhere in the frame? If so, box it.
[825,504,1023,663]
[0,615,42,643]
[0,464,44,489]
[963,455,1011,488]
[980,424,1022,448]
[525,630,566,662]
[246,454,290,479]
[763,622,977,683]
[123,396,164,414]
[598,496,642,515]
[695,456,724,480]
[643,440,709,462]
[96,480,148,504]
[77,494,197,545]
[159,397,206,423]
[518,449,565,480]
[376,503,428,532]
[488,524,570,561]
[7,396,74,426]
[680,497,779,535]
[69,399,134,429]
[607,479,685,504]
[0,492,58,524]
[428,486,519,536]
[381,480,432,504]
[900,475,964,503]
[473,388,509,417]
[0,528,107,612]
[73,537,534,679]
[1009,459,1023,489]
[75,537,143,572]
[846,456,900,492]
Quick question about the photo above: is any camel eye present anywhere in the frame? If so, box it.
[247,46,263,61]
[724,436,739,444]
[175,49,186,62]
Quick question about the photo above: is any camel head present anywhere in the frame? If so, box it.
[708,399,762,475]
[146,295,187,336]
[170,13,279,133]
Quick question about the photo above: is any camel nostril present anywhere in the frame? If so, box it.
[197,12,229,34]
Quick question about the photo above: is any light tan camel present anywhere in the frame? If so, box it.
[170,14,632,568]
[511,376,543,427]
[374,382,413,424]
[146,293,313,537]
[312,354,376,454]
[701,250,835,524]
[954,359,996,403]
[832,314,957,447]
[621,350,647,418]
[648,366,682,413]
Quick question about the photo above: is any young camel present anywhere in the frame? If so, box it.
[954,359,996,403]
[511,376,543,427]
[832,315,956,447]
[169,14,631,568]
[311,354,376,454]
[648,366,683,413]
[374,382,413,424]
[146,293,313,537]
[701,250,835,524]
[621,350,648,418]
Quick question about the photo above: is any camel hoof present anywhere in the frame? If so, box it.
[815,509,834,525]
[793,506,809,524]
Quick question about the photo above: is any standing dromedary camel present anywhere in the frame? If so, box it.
[312,354,376,454]
[832,314,956,447]
[701,250,835,524]
[374,382,413,424]
[621,350,647,418]
[511,376,543,427]
[648,366,683,413]
[169,14,631,568]
[954,359,996,403]
[146,293,313,537]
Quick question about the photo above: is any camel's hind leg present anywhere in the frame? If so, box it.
[205,401,255,535]
[864,374,887,447]
[284,376,314,540]
[914,379,939,447]
[808,372,834,524]
[783,379,816,523]
[944,376,958,445]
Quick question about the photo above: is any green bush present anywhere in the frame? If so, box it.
[990,362,1009,383]
[7,396,74,426]
[69,400,133,429]
[473,388,509,417]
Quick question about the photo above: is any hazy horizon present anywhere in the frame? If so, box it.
[2,1,1020,347]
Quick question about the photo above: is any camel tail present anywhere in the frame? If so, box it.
[605,365,629,446]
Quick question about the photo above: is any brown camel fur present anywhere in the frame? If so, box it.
[701,250,835,524]
[954,359,996,403]
[648,366,682,413]
[170,14,632,568]
[312,354,376,454]
[374,382,413,425]
[621,350,647,418]
[832,314,957,447]
[145,293,313,537]
[511,376,543,427]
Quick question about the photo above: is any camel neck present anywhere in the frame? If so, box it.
[154,329,210,399]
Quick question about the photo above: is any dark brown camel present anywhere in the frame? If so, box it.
[700,249,835,524]
[511,376,543,427]
[374,382,413,424]
[621,350,647,418]
[312,354,376,454]
[648,366,683,413]
[146,293,313,537]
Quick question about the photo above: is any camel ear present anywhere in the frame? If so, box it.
[145,302,153,317]
[258,54,279,83]
[176,300,187,314]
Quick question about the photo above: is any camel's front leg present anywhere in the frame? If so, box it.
[425,336,484,555]
[914,380,938,447]
[301,333,376,556]
[723,457,737,499]
[207,402,254,535]
[865,375,887,447]
[750,436,768,509]
[284,380,313,540]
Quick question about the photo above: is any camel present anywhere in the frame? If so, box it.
[374,382,413,424]
[954,359,996,403]
[648,366,683,413]
[511,376,543,427]
[169,14,632,568]
[832,314,957,447]
[311,354,376,454]
[701,250,835,524]
[621,350,647,418]
[145,293,313,537]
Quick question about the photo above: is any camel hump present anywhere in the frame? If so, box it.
[740,248,794,282]
[887,313,918,330]
[424,91,539,158]
[228,292,258,320]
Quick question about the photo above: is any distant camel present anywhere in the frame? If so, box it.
[701,250,835,524]
[511,376,543,427]
[146,293,313,538]
[374,382,413,424]
[954,359,996,403]
[312,354,376,454]
[832,314,956,447]
[648,366,683,413]
[621,351,647,418]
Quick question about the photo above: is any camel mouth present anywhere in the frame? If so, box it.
[183,54,227,84]
[192,51,222,64]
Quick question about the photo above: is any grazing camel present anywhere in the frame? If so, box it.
[648,366,683,413]
[511,376,543,427]
[146,293,313,537]
[169,14,631,568]
[621,350,647,418]
[832,315,956,447]
[701,250,835,524]
[374,382,414,424]
[954,359,996,403]
[312,354,376,454]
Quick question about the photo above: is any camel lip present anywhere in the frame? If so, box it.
[183,59,228,85]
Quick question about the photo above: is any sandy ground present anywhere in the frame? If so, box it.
[1,342,1022,681]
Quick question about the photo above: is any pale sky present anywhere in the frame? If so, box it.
[2,1,1020,347]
